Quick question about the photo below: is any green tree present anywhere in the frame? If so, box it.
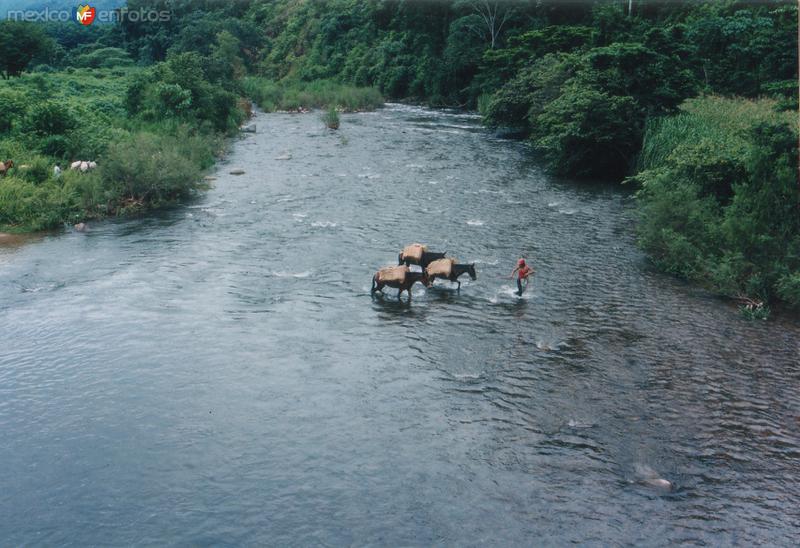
[0,21,54,79]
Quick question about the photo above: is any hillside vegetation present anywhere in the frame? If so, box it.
[0,0,797,311]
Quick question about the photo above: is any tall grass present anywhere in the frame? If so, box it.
[634,95,800,310]
[322,107,340,129]
[639,96,794,171]
[244,77,383,112]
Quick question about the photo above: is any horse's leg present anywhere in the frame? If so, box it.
[457,280,461,291]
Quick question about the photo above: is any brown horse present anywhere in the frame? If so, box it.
[371,266,430,300]
[0,160,13,177]
[397,248,447,268]
[426,263,477,291]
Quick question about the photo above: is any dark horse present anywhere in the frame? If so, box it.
[0,160,13,177]
[398,249,447,268]
[371,270,430,300]
[427,263,477,291]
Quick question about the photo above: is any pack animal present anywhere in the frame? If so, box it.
[397,243,447,268]
[426,260,477,291]
[371,265,430,300]
[70,161,97,172]
[0,160,13,177]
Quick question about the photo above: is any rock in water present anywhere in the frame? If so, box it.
[229,168,245,175]
[74,223,87,232]
[644,478,672,490]
[275,153,292,161]
[633,463,672,491]
[203,176,217,181]
[241,123,256,133]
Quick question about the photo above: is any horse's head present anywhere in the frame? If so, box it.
[4,160,12,168]
[468,263,477,280]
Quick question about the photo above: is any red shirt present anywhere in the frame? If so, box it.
[518,265,532,279]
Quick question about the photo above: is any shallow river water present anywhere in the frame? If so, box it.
[1,105,799,545]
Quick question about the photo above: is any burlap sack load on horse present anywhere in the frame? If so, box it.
[426,258,455,278]
[376,265,409,284]
[399,243,427,264]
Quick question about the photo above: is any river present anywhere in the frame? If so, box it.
[1,105,799,545]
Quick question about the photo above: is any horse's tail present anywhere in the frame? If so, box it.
[371,274,377,293]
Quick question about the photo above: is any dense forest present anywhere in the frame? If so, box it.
[0,0,797,312]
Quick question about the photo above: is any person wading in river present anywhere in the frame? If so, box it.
[509,258,535,296]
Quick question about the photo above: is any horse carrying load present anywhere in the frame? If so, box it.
[398,243,446,268]
[426,258,455,277]
[399,243,427,264]
[371,264,429,299]
[425,258,477,290]
[376,265,409,284]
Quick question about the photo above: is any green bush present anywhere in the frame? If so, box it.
[635,96,799,306]
[14,155,53,185]
[74,47,134,69]
[101,129,215,206]
[776,273,800,306]
[322,106,340,129]
[531,84,641,178]
[0,89,27,133]
[23,101,77,136]
[126,53,245,133]
[61,169,108,215]
[0,176,77,231]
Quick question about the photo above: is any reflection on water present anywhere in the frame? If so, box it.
[1,104,799,545]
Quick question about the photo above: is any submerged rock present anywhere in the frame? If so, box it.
[633,463,672,491]
[644,478,672,490]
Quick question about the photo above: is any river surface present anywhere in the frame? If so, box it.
[1,105,799,546]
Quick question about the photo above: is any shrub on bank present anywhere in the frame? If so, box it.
[0,176,77,231]
[126,53,246,133]
[634,96,800,308]
[101,129,217,208]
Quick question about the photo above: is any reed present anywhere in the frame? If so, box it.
[322,107,340,129]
